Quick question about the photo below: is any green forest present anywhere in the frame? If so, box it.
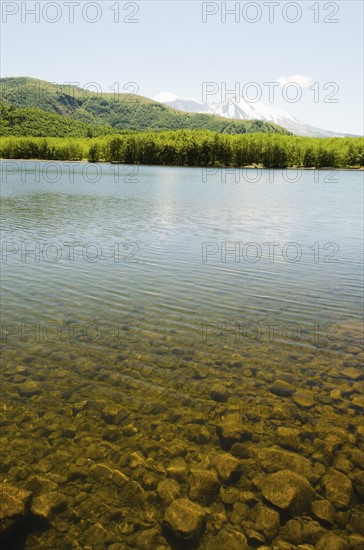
[0,103,119,138]
[1,132,363,168]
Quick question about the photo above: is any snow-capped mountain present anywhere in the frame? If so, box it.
[162,97,348,138]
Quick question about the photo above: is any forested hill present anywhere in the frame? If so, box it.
[0,103,121,138]
[0,103,120,138]
[0,77,291,136]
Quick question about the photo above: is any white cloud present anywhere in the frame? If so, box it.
[153,91,181,103]
[277,75,314,88]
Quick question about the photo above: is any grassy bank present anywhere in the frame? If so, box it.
[1,131,363,168]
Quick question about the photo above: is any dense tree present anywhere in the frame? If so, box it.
[1,132,363,168]
[0,103,117,138]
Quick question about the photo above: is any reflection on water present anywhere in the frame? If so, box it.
[1,162,363,548]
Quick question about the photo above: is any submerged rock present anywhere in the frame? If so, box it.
[157,479,181,505]
[185,424,211,444]
[351,470,364,499]
[211,526,249,549]
[315,533,350,550]
[0,483,33,536]
[351,395,364,409]
[301,520,326,545]
[166,457,188,483]
[293,390,315,409]
[162,498,206,541]
[84,523,114,546]
[280,518,303,545]
[321,469,353,509]
[120,481,146,511]
[249,445,323,483]
[111,470,130,488]
[90,463,113,482]
[216,414,252,450]
[209,384,230,403]
[270,380,295,397]
[212,453,242,484]
[342,367,363,381]
[188,469,220,506]
[310,499,335,525]
[32,491,67,521]
[131,528,161,550]
[348,506,364,535]
[17,381,41,397]
[261,470,315,515]
[349,533,364,550]
[231,501,249,523]
[245,527,265,546]
[101,405,130,425]
[254,504,280,539]
[276,426,302,451]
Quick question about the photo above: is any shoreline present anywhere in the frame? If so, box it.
[1,158,363,171]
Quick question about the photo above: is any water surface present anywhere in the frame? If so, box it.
[1,161,363,548]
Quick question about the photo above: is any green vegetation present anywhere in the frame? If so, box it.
[0,103,119,138]
[0,77,290,135]
[1,77,362,169]
[1,132,363,168]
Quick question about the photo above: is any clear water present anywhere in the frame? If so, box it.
[1,161,363,548]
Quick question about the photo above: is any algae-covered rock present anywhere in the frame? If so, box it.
[322,469,353,509]
[188,469,220,505]
[293,390,315,408]
[185,424,211,444]
[280,518,303,545]
[166,457,188,483]
[315,533,350,550]
[351,470,364,498]
[120,481,146,510]
[0,483,33,536]
[32,491,67,520]
[276,426,302,451]
[157,479,181,505]
[250,445,323,483]
[162,498,206,541]
[349,534,364,550]
[270,380,295,397]
[261,470,315,515]
[131,528,162,549]
[212,452,242,484]
[310,499,335,525]
[209,384,230,403]
[216,413,252,450]
[211,526,250,549]
[254,504,280,539]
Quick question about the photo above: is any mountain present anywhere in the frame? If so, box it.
[0,77,290,136]
[163,97,351,138]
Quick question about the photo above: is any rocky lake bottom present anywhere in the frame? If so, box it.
[1,164,363,548]
[1,319,363,549]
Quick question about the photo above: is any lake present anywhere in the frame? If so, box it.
[1,161,363,548]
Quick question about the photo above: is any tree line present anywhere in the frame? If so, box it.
[0,131,363,168]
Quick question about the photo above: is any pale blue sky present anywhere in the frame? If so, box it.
[1,1,363,134]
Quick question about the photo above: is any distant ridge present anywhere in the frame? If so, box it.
[0,77,291,136]
[163,97,359,138]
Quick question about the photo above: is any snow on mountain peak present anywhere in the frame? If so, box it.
[161,95,345,137]
[153,91,199,103]
[153,91,181,103]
